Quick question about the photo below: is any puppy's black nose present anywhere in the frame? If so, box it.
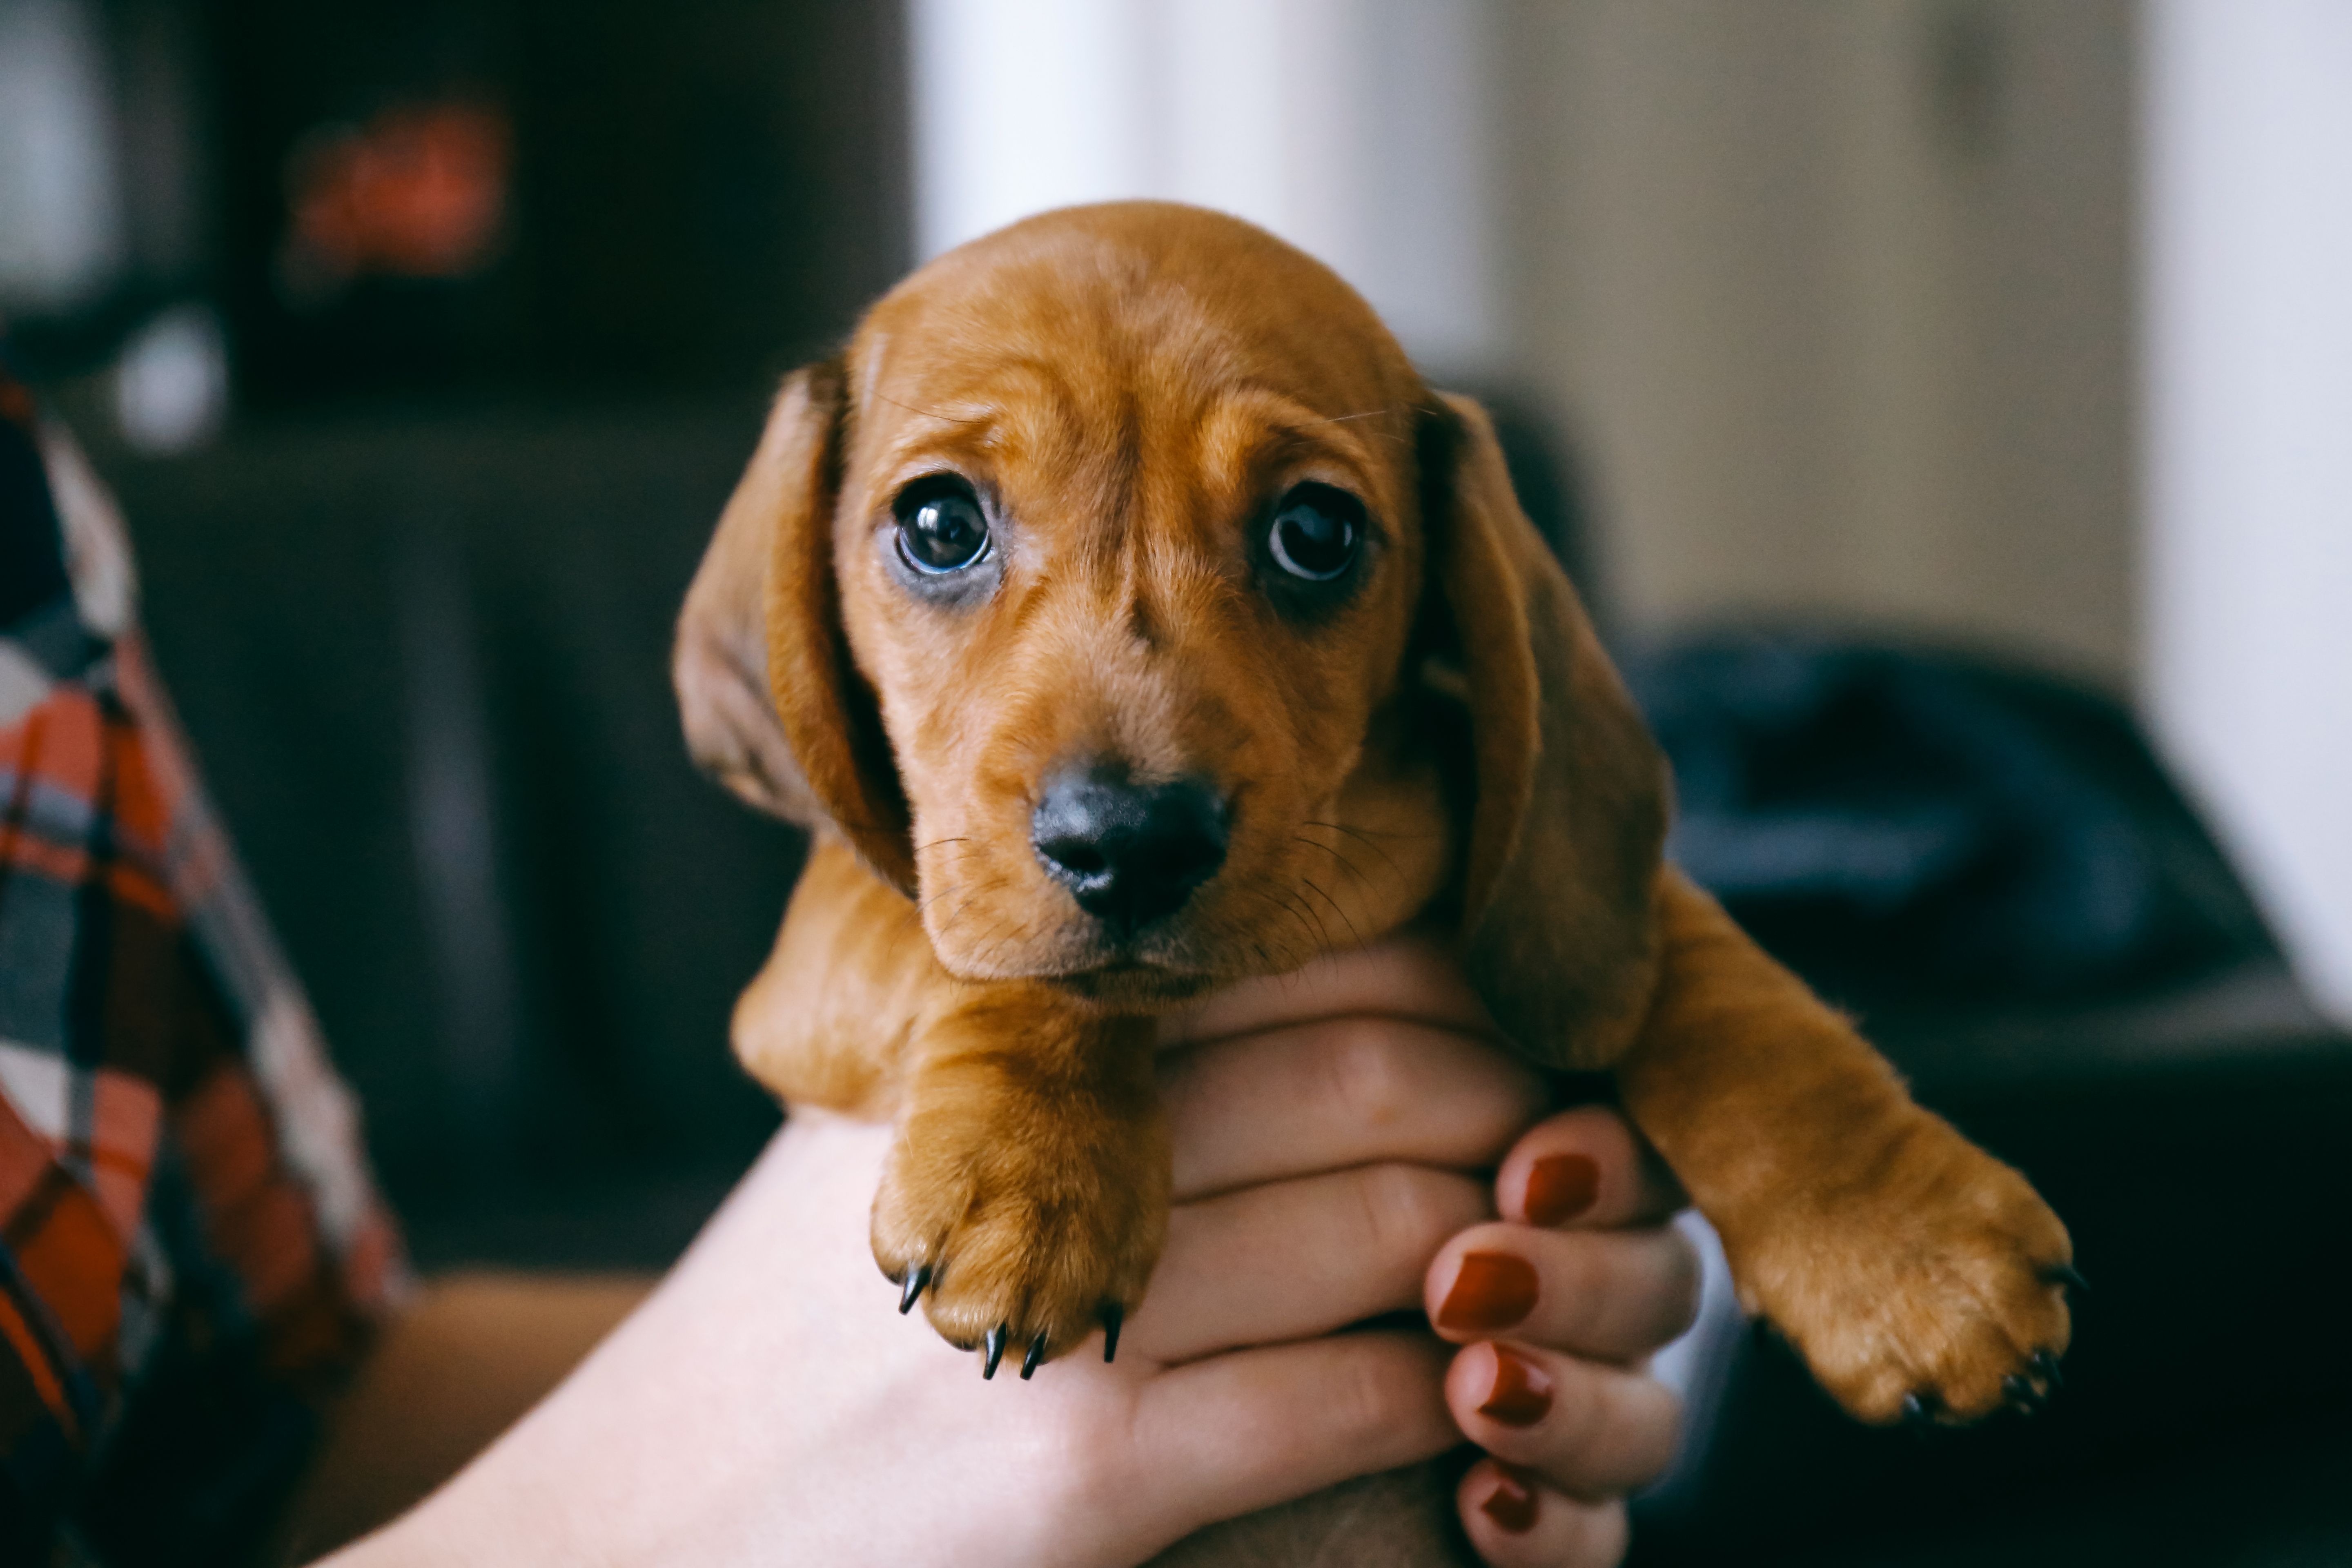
[1032,768,1229,935]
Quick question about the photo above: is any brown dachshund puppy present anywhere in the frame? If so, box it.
[675,203,2071,1443]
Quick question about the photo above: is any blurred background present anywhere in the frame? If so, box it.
[3,1,2348,1563]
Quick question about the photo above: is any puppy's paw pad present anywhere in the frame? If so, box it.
[1732,1118,2075,1427]
[872,1121,1165,1378]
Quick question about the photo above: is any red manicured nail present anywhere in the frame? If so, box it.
[1478,1344,1555,1427]
[1479,1464,1539,1533]
[1438,1252,1539,1333]
[1524,1153,1601,1226]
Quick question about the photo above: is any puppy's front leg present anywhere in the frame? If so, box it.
[877,986,1168,1376]
[1616,869,2074,1425]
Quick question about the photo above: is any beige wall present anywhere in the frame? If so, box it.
[1493,0,2137,685]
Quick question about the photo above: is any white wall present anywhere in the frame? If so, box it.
[908,3,2141,686]
[906,0,1500,372]
[1492,0,2138,685]
[2143,0,2352,1020]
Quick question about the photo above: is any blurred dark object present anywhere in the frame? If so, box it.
[4,0,908,401]
[278,102,512,297]
[1633,953,2352,1567]
[1627,630,2276,1010]
[49,0,916,1258]
[1463,388,1605,636]
[1620,632,2352,1565]
[209,0,909,402]
[100,402,802,1269]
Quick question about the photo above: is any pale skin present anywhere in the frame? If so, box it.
[330,936,1697,1568]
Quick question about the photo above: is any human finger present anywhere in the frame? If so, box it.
[1159,931,1492,1048]
[1131,1163,1488,1364]
[1163,1015,1545,1200]
[1496,1107,1686,1232]
[1457,1459,1630,1568]
[1133,1331,1456,1541]
[1445,1341,1681,1501]
[1426,1223,1700,1362]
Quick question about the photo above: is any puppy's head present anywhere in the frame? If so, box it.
[680,203,1664,1056]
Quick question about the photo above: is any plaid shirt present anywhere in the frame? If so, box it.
[0,366,404,1565]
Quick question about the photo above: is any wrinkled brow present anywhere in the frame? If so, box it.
[862,359,1102,482]
[1192,389,1403,508]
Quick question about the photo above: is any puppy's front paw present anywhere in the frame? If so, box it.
[1725,1110,2075,1426]
[873,1091,1170,1379]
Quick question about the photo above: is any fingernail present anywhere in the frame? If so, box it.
[1437,1252,1539,1333]
[1478,1344,1554,1427]
[1524,1153,1601,1226]
[1479,1464,1539,1534]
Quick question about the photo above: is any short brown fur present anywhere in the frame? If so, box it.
[677,203,2070,1561]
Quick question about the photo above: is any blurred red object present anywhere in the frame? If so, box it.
[285,104,510,289]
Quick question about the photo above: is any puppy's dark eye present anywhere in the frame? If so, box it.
[1267,484,1363,581]
[894,478,991,574]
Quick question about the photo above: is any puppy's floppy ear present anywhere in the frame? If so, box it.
[1420,392,1669,1069]
[675,359,916,894]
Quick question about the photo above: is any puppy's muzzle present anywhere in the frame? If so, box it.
[1031,766,1228,938]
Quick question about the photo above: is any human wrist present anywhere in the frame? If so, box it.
[316,1445,603,1568]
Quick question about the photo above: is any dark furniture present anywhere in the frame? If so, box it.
[1636,958,2352,1566]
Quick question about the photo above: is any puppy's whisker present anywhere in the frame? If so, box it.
[915,838,988,872]
[1302,820,1431,840]
[876,394,990,426]
[924,842,988,874]
[917,866,995,920]
[965,920,1011,969]
[1299,875,1363,951]
[1295,886,1335,952]
[1234,882,1322,961]
[1292,834,1381,893]
[930,874,1008,946]
[1301,820,1416,881]
[1271,885,1329,958]
[1281,406,1404,439]
[975,910,1044,972]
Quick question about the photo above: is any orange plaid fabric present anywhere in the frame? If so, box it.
[0,363,405,1564]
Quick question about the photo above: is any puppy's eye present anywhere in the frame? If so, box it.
[1267,484,1363,581]
[894,478,992,574]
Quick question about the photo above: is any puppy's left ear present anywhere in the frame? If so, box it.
[1420,392,1669,1069]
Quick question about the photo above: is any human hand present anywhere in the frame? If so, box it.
[1428,1107,1695,1564]
[1167,937,1698,1566]
[334,932,1688,1568]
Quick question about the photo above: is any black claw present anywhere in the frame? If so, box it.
[899,1264,931,1315]
[2040,1263,2089,1295]
[982,1324,1007,1379]
[2030,1349,2065,1390]
[1021,1332,1049,1380]
[2002,1374,2048,1414]
[1101,1302,1124,1364]
[1900,1392,1941,1432]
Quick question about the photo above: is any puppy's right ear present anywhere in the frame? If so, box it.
[674,360,916,893]
[1419,392,1668,1070]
